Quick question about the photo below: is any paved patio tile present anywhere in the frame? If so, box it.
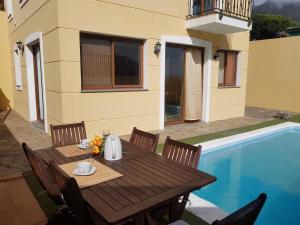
[0,177,47,225]
[17,210,47,225]
[0,209,19,225]
[123,108,276,144]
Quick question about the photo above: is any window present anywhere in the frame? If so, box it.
[80,34,143,90]
[5,0,13,20]
[14,47,22,90]
[218,50,238,87]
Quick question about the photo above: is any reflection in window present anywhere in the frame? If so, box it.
[80,34,143,90]
[114,41,140,86]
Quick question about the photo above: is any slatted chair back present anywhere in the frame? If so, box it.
[22,143,63,205]
[49,161,94,225]
[162,136,201,169]
[50,121,87,147]
[129,127,160,152]
[212,193,267,225]
[22,143,39,175]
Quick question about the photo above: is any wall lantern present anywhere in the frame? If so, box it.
[154,41,161,55]
[16,41,24,54]
[214,48,226,60]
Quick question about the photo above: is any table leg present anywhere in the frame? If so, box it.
[169,193,191,223]
[169,199,179,223]
[134,212,145,225]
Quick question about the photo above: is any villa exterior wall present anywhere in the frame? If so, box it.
[0,10,13,110]
[6,0,61,126]
[209,32,249,121]
[246,37,300,113]
[5,0,250,135]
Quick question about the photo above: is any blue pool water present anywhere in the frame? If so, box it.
[194,127,300,225]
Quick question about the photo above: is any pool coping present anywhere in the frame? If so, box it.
[198,122,300,153]
[186,122,300,223]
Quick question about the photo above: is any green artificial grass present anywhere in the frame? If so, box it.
[24,172,58,219]
[291,114,300,123]
[157,114,300,153]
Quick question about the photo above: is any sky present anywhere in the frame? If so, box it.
[254,0,300,5]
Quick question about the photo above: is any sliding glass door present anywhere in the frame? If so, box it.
[165,44,204,125]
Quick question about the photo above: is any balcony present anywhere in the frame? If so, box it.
[186,0,253,34]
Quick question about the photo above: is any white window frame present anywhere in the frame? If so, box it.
[13,44,23,91]
[160,35,213,128]
[24,32,48,133]
[5,0,13,20]
[217,50,242,87]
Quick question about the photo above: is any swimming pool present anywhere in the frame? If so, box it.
[194,124,300,225]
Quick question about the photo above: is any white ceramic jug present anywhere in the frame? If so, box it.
[104,135,122,161]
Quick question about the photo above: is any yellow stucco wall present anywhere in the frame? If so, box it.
[0,10,13,110]
[246,37,300,113]
[209,32,249,121]
[7,0,250,135]
[7,0,60,122]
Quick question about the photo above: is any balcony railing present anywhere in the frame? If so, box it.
[187,0,253,22]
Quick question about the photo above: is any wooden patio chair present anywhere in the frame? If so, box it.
[49,161,101,225]
[162,136,201,169]
[212,193,267,225]
[129,127,159,152]
[151,137,202,222]
[50,121,87,147]
[22,143,64,205]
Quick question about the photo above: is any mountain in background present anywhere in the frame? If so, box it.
[253,0,300,24]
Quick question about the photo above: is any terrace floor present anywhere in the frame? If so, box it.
[0,107,294,225]
[0,177,47,225]
[123,106,286,143]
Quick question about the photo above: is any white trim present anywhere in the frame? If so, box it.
[24,32,48,133]
[197,122,300,152]
[143,40,149,89]
[13,44,22,91]
[217,50,242,87]
[5,0,13,20]
[159,35,212,129]
[235,51,242,86]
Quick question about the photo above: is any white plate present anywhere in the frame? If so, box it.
[77,144,87,149]
[73,166,96,176]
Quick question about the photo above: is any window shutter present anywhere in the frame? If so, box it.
[80,36,112,89]
[224,51,237,86]
[14,48,22,90]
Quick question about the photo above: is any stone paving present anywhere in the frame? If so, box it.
[0,177,47,225]
[123,106,279,144]
[0,110,51,180]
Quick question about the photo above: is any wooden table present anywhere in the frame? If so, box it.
[37,140,216,225]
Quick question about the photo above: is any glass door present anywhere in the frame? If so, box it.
[165,44,185,124]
